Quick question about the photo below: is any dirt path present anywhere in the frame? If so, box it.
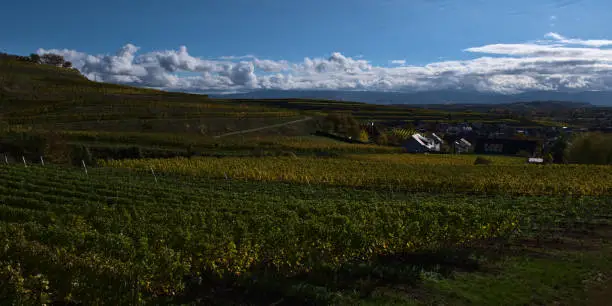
[213,116,313,138]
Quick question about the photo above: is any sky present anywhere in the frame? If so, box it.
[2,0,612,94]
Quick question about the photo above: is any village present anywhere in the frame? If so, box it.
[346,119,602,162]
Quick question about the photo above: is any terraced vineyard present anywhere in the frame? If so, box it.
[1,161,611,304]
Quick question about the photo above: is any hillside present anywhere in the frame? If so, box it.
[0,56,308,133]
[214,89,612,107]
[4,55,590,129]
[1,54,604,162]
[0,56,523,139]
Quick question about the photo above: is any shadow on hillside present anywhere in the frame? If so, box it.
[167,248,484,305]
[159,224,612,305]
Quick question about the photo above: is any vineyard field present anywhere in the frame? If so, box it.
[1,163,611,304]
[345,153,526,165]
[101,156,612,196]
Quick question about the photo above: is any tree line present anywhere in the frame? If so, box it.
[0,52,72,68]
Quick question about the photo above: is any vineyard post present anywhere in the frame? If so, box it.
[150,165,158,183]
[82,160,88,175]
[224,172,230,193]
[22,156,27,168]
[40,156,45,166]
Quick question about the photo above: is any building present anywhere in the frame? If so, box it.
[454,138,472,154]
[431,133,444,145]
[474,138,540,156]
[403,133,440,153]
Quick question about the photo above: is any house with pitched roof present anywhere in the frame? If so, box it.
[403,133,440,153]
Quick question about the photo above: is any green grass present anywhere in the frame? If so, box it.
[360,241,612,305]
[431,256,602,305]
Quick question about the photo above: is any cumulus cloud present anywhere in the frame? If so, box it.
[37,32,612,94]
[253,58,290,72]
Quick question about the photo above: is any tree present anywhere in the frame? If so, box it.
[565,133,612,165]
[62,61,72,68]
[359,130,369,143]
[320,113,361,139]
[29,53,40,64]
[41,53,65,66]
[550,135,568,164]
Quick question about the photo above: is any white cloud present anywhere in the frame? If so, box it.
[544,32,612,47]
[253,58,290,72]
[37,32,612,94]
[218,54,256,60]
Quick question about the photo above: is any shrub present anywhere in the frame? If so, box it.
[277,151,298,158]
[320,113,361,139]
[544,153,554,164]
[375,133,389,146]
[565,133,612,165]
[29,53,41,64]
[42,132,71,164]
[474,156,493,165]
[251,148,268,157]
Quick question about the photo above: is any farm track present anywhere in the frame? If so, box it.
[213,116,313,138]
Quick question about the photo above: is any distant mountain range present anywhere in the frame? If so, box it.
[210,90,612,107]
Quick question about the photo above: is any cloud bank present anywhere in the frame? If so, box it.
[37,32,612,94]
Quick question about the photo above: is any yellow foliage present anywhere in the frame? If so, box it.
[359,130,369,143]
[100,155,612,196]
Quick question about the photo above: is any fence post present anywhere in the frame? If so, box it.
[22,156,27,168]
[40,156,45,166]
[82,160,88,175]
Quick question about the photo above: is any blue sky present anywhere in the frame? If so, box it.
[2,0,612,93]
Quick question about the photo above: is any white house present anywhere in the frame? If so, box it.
[404,133,440,153]
[431,133,444,145]
[454,138,472,154]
